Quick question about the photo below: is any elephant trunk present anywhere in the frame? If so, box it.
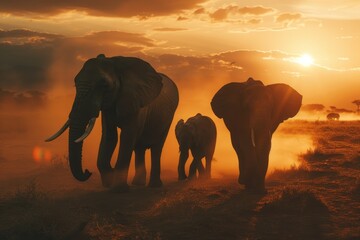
[68,119,92,181]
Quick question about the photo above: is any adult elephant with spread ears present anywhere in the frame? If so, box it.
[211,78,302,193]
[175,113,217,180]
[46,54,179,191]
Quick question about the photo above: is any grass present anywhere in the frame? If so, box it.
[8,179,47,208]
[261,187,328,215]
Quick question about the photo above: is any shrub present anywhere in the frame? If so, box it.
[261,187,328,215]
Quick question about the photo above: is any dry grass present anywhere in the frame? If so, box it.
[0,120,359,239]
[261,187,328,215]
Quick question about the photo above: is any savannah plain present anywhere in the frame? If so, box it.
[0,103,359,239]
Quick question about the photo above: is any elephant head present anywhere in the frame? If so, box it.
[211,77,302,191]
[46,54,163,182]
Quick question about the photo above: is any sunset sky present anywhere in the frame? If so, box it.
[1,0,360,110]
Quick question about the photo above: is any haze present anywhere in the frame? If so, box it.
[1,1,359,178]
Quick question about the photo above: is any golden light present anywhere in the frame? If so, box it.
[296,54,314,67]
[33,146,52,164]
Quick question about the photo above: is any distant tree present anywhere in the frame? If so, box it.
[328,106,352,113]
[301,104,325,113]
[352,99,360,113]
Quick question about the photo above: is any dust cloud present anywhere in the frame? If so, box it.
[1,82,316,185]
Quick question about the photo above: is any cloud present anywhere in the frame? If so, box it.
[209,5,275,21]
[193,7,206,15]
[0,88,47,109]
[153,28,188,32]
[0,29,155,90]
[84,31,155,46]
[276,13,302,24]
[238,6,275,15]
[0,29,62,44]
[0,0,207,17]
[177,16,189,21]
[0,42,55,90]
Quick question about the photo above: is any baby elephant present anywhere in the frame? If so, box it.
[175,113,217,180]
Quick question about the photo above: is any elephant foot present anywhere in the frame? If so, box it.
[132,176,146,186]
[148,178,163,188]
[178,174,187,181]
[238,175,245,185]
[110,183,130,193]
[100,172,114,188]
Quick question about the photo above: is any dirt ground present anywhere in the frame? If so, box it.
[0,120,359,240]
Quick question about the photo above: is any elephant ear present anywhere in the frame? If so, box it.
[175,119,185,142]
[112,57,163,118]
[266,83,302,131]
[211,83,245,119]
[211,79,264,119]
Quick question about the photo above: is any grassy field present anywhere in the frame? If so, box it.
[0,120,359,239]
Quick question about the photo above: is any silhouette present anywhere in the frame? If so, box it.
[352,99,360,113]
[211,77,302,192]
[175,113,217,180]
[327,112,340,121]
[46,54,179,191]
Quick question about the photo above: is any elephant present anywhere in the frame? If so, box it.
[327,112,340,121]
[175,113,217,180]
[211,77,302,192]
[46,54,179,191]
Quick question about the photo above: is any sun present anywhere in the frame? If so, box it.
[296,54,314,67]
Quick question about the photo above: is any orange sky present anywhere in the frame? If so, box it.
[1,0,360,180]
[1,0,360,110]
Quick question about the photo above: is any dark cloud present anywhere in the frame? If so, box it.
[0,42,55,90]
[84,31,155,46]
[0,0,207,17]
[0,29,154,91]
[0,88,47,109]
[0,29,62,40]
[210,5,275,21]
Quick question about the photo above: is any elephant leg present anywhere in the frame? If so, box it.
[113,128,136,192]
[132,147,146,186]
[197,158,206,179]
[205,155,212,179]
[97,112,118,188]
[148,142,164,188]
[189,158,202,179]
[178,151,189,180]
[231,132,247,185]
[254,135,271,192]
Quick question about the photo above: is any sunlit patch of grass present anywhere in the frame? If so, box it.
[86,215,128,240]
[267,163,310,180]
[261,187,328,215]
[300,148,344,162]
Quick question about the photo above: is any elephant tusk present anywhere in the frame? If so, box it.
[45,119,70,142]
[251,128,256,148]
[74,118,97,143]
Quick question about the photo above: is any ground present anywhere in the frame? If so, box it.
[0,120,359,239]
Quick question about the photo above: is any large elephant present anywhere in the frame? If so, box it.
[46,54,179,191]
[175,113,217,180]
[211,78,302,192]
